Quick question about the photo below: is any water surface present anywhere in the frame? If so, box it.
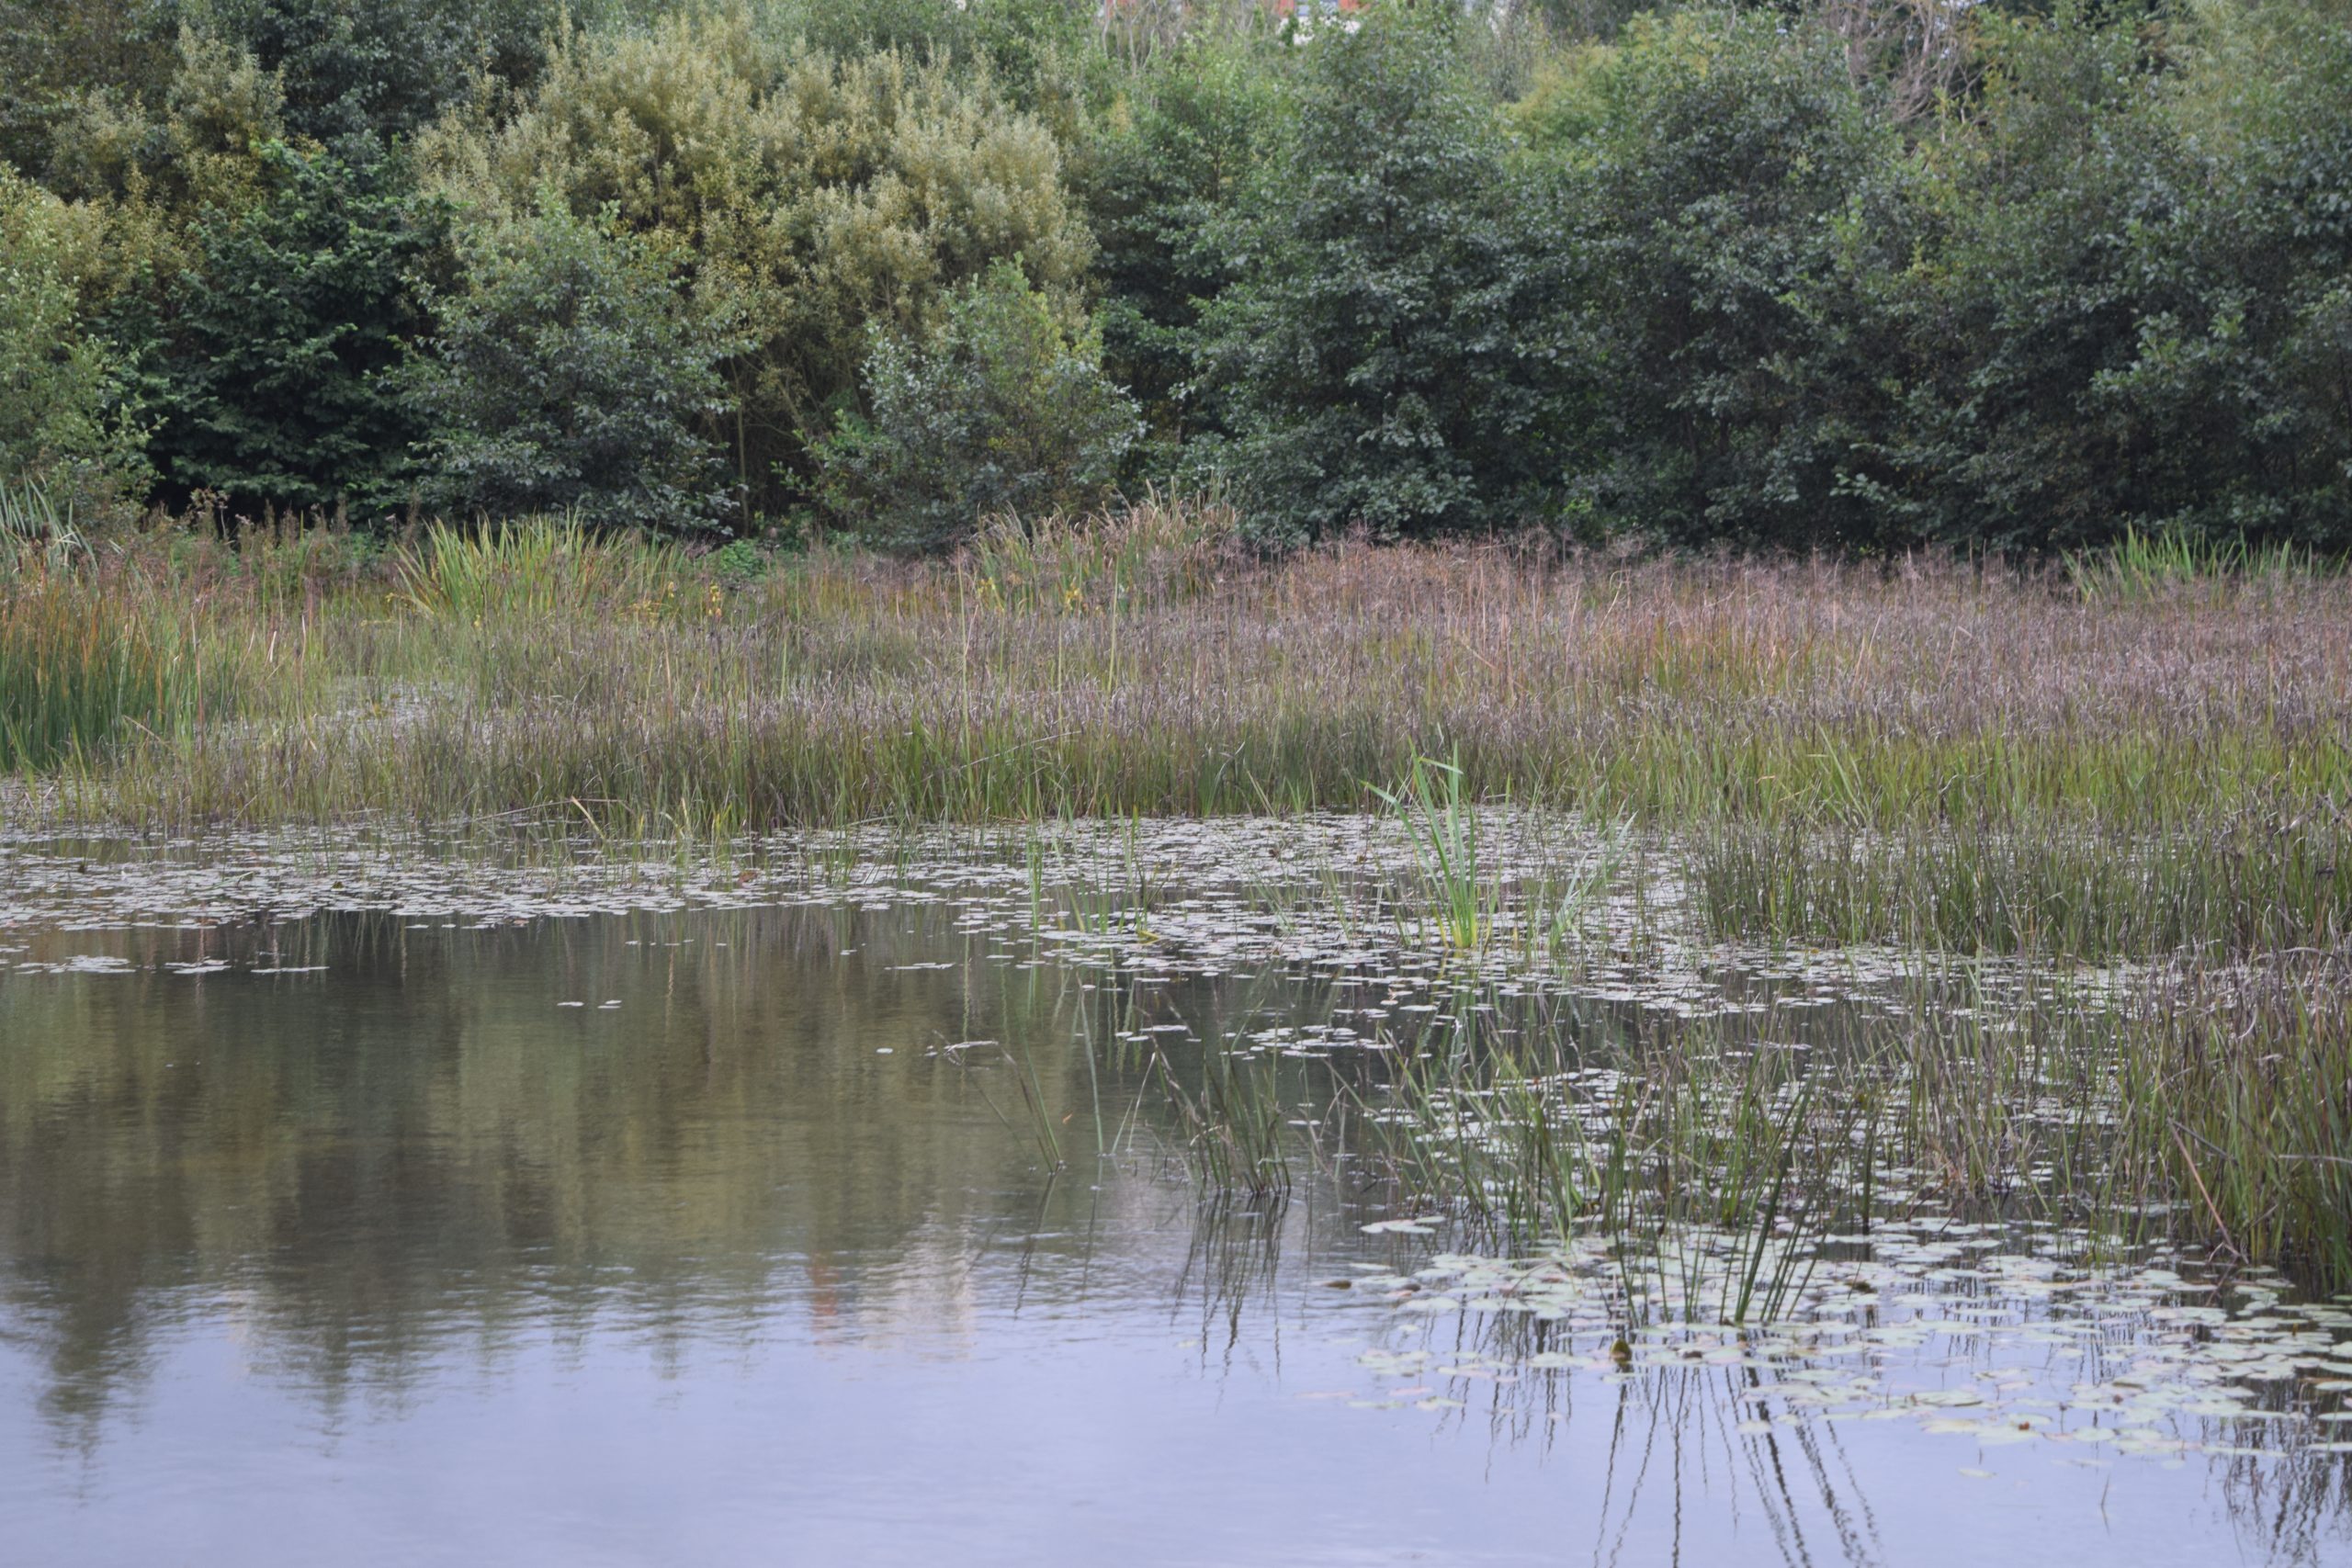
[2,829,2346,1566]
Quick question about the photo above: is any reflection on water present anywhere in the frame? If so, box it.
[1,880,2346,1566]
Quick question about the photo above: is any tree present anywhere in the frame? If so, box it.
[1537,10,1914,548]
[401,193,738,533]
[1192,6,1579,545]
[1890,3,2352,550]
[814,260,1141,552]
[0,166,141,495]
[200,0,564,145]
[415,6,1094,515]
[131,137,435,516]
[1080,29,1295,472]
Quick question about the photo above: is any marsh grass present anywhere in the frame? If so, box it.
[965,491,1239,613]
[0,479,85,570]
[1331,951,2352,1306]
[4,511,2339,959]
[1373,751,1491,953]
[8,510,2335,829]
[1693,812,2349,960]
[2113,959,2352,1287]
[1154,1036,1294,1199]
[391,516,690,621]
[2064,524,2336,604]
[1363,1010,1876,1323]
[0,575,213,771]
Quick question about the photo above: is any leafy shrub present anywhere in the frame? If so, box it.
[1535,11,1912,548]
[1191,6,1579,546]
[1888,4,2352,551]
[0,0,182,174]
[705,537,768,584]
[401,194,739,534]
[43,26,289,221]
[814,261,1141,553]
[417,6,1093,513]
[199,0,565,144]
[0,166,137,494]
[122,137,435,518]
[1080,30,1296,469]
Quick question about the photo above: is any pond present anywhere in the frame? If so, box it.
[2,822,2346,1566]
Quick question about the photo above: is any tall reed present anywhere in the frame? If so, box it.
[0,577,200,770]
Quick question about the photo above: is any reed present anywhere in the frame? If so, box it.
[1373,751,1491,953]
[7,503,2347,963]
[1333,952,2352,1308]
[0,574,208,770]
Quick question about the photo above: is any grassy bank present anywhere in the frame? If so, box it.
[6,506,2346,956]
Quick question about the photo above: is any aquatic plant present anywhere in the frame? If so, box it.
[0,576,200,771]
[1372,750,1489,954]
[390,514,688,621]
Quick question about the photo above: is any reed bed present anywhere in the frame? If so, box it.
[2,502,2346,960]
[0,573,217,771]
[1306,951,2352,1304]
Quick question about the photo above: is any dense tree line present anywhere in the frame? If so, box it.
[2,0,2347,553]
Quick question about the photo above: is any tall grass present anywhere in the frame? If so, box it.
[965,490,1239,613]
[0,577,200,770]
[7,502,2347,959]
[392,515,689,621]
[0,478,84,570]
[1337,954,2352,1305]
[2064,523,2335,603]
[2112,959,2352,1287]
[1373,751,1491,953]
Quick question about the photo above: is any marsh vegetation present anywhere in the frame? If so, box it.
[4,0,2351,1559]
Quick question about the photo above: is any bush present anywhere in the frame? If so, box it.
[0,1,181,175]
[1190,6,1579,546]
[0,166,138,494]
[813,260,1141,552]
[199,0,566,144]
[1888,4,2352,551]
[417,6,1094,514]
[1537,11,1913,548]
[1080,30,1296,470]
[401,194,739,533]
[125,137,435,518]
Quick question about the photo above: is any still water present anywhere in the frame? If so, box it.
[2,831,2346,1566]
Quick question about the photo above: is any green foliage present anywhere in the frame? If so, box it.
[44,26,290,220]
[4,0,2350,550]
[814,260,1141,552]
[401,194,738,533]
[763,0,1117,131]
[1887,2,2352,551]
[705,536,768,583]
[1193,6,1579,546]
[0,1,182,174]
[1539,12,1913,547]
[0,167,141,493]
[1080,31,1295,468]
[418,6,1094,514]
[126,137,435,517]
[199,0,567,143]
